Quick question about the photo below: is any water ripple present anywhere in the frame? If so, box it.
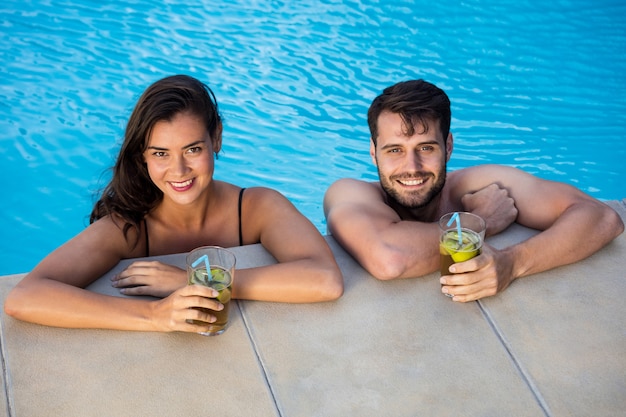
[1,0,624,274]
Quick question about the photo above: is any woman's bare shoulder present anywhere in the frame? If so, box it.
[82,214,146,258]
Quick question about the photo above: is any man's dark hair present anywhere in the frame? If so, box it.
[367,79,451,146]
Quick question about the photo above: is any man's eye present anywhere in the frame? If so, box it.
[420,146,434,152]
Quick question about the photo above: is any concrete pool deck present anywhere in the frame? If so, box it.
[0,199,624,417]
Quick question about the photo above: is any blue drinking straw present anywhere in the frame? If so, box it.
[192,254,213,279]
[446,212,463,245]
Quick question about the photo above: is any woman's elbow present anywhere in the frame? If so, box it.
[4,287,27,319]
[317,266,344,301]
[4,277,45,321]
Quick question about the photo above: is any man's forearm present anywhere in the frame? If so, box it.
[506,202,623,279]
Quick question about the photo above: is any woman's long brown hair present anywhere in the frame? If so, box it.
[90,75,221,243]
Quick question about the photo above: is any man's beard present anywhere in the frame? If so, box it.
[378,167,446,210]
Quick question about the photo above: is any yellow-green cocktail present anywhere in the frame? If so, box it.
[187,266,232,335]
[186,246,236,336]
[439,228,483,276]
[438,212,486,298]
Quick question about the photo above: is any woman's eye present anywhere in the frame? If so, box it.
[187,146,203,154]
[153,151,167,157]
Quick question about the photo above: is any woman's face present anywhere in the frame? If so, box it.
[143,111,221,206]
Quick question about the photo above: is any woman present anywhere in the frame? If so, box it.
[5,74,343,333]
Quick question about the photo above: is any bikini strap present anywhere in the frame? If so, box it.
[238,188,246,246]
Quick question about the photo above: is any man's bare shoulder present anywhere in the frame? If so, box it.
[324,178,401,226]
[448,163,515,181]
[325,178,383,207]
[446,164,525,194]
[328,178,380,191]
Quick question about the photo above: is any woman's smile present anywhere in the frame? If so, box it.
[169,178,195,192]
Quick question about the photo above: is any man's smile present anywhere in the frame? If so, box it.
[397,178,426,186]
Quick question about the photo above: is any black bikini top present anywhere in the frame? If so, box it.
[144,187,245,257]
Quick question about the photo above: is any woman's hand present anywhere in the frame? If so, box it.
[150,285,224,333]
[112,261,187,298]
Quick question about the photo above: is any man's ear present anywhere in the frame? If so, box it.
[445,133,453,162]
[369,138,377,166]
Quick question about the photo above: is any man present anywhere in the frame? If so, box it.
[324,79,624,302]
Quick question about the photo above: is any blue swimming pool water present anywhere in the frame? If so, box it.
[1,0,625,275]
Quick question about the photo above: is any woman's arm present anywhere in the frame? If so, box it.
[4,216,223,331]
[232,187,344,303]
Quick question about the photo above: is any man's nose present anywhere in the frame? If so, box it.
[405,151,424,171]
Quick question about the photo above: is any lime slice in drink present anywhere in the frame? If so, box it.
[442,238,461,254]
[441,230,481,263]
[211,268,225,282]
[191,269,209,286]
[450,244,479,263]
[216,287,231,304]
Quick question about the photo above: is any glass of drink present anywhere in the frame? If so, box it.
[438,212,486,298]
[186,246,236,336]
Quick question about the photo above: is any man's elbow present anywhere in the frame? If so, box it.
[371,271,400,281]
[361,250,419,281]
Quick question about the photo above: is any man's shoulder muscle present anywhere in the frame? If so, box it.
[326,178,382,205]
[447,165,520,194]
[325,178,397,224]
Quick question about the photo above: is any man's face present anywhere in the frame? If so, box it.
[370,111,452,210]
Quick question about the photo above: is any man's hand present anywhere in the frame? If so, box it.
[462,183,518,236]
[439,244,516,302]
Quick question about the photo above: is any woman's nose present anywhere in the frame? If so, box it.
[170,155,190,175]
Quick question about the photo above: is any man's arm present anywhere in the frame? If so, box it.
[324,179,440,280]
[500,166,623,277]
[442,165,624,301]
[324,177,518,280]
